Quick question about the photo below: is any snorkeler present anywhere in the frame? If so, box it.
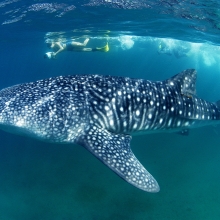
[44,38,109,59]
[157,41,172,56]
[158,41,190,58]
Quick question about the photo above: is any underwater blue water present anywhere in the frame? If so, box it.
[0,0,220,219]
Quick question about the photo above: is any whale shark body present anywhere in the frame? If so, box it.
[0,69,220,192]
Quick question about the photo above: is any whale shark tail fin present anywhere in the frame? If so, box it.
[78,126,160,192]
[166,69,197,98]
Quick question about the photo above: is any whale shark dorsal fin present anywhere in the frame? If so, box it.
[78,126,160,192]
[167,69,197,97]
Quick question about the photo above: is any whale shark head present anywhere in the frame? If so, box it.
[0,70,219,192]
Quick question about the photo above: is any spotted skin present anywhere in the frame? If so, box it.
[0,69,219,192]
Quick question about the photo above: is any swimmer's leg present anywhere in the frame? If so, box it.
[82,48,92,52]
[83,38,90,46]
[71,38,90,47]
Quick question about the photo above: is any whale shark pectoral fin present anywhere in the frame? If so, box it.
[78,126,160,193]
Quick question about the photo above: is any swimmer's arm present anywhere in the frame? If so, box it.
[53,42,64,56]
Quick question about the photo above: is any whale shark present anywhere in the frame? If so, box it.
[0,69,219,192]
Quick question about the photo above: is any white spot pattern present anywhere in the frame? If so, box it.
[0,70,219,193]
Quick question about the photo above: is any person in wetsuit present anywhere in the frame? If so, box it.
[44,38,109,59]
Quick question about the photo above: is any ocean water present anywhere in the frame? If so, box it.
[0,1,220,219]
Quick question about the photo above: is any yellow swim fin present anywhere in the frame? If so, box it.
[96,42,109,52]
